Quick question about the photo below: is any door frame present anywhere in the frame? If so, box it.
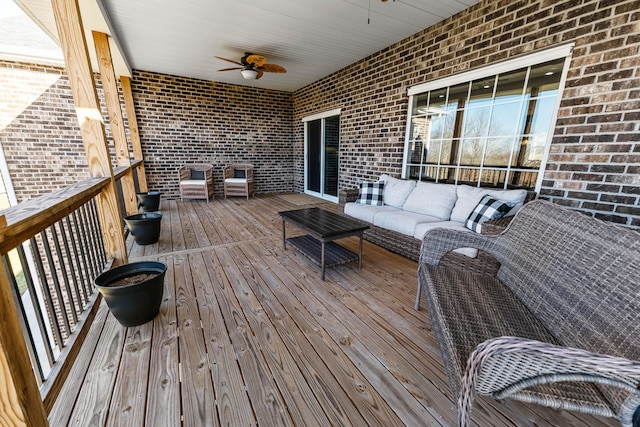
[302,108,341,203]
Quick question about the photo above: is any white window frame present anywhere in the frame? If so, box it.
[403,43,574,192]
[302,108,341,202]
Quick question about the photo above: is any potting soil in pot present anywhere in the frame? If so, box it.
[105,273,157,287]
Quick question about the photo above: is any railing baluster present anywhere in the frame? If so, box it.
[30,237,64,350]
[16,244,55,368]
[74,210,96,289]
[40,230,72,339]
[65,216,89,305]
[51,223,79,325]
[58,219,84,311]
[79,206,100,281]
[2,255,45,384]
[89,199,108,268]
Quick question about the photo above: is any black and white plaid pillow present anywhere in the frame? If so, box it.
[465,195,511,233]
[356,181,384,206]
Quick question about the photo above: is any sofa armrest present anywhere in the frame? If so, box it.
[481,216,514,235]
[419,228,498,267]
[458,336,640,426]
[338,189,359,214]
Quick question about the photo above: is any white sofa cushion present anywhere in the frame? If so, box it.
[450,185,528,223]
[373,210,440,237]
[414,221,478,258]
[379,174,416,208]
[402,182,458,220]
[344,202,398,224]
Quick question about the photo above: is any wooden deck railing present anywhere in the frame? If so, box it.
[0,162,144,423]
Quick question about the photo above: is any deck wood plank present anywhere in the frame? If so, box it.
[144,255,181,427]
[176,203,200,251]
[196,201,236,244]
[169,200,186,252]
[189,201,225,245]
[215,247,333,425]
[262,240,443,426]
[189,251,256,426]
[234,242,406,427]
[106,321,153,427]
[156,201,174,255]
[202,249,295,427]
[174,254,218,426]
[66,306,125,426]
[47,303,109,426]
[209,199,255,242]
[219,199,271,239]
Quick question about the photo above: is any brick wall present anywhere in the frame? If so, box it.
[130,71,294,199]
[0,60,89,202]
[0,62,294,202]
[293,0,640,228]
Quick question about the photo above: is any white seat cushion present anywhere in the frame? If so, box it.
[224,178,248,183]
[402,181,457,220]
[373,210,440,237]
[180,180,207,185]
[344,202,398,223]
[414,221,478,258]
[450,185,527,223]
[378,174,416,208]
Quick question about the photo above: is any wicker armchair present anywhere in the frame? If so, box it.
[178,164,214,202]
[223,164,254,200]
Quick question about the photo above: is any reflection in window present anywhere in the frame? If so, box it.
[404,57,567,189]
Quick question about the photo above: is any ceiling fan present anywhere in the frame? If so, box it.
[215,53,287,80]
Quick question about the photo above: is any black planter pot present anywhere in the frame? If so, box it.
[124,213,162,245]
[94,261,167,327]
[136,191,161,212]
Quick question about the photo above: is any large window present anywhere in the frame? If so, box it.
[403,45,573,190]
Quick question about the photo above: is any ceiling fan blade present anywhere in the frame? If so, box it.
[245,54,267,67]
[260,63,286,73]
[256,69,264,80]
[217,67,243,72]
[215,56,243,66]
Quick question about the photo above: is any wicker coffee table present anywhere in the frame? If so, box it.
[278,207,369,280]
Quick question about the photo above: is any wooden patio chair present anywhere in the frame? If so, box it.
[223,164,254,200]
[178,164,214,202]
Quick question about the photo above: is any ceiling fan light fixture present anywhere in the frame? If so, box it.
[241,69,258,80]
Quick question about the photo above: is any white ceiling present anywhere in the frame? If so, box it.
[14,0,481,92]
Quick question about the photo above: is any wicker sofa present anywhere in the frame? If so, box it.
[417,199,640,426]
[338,175,534,261]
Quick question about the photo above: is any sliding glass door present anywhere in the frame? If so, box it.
[304,110,340,202]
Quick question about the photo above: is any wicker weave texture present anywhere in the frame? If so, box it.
[418,199,640,426]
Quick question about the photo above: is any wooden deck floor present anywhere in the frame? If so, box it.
[49,195,614,426]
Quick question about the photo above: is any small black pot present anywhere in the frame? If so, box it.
[124,213,162,245]
[136,191,161,212]
[95,261,167,327]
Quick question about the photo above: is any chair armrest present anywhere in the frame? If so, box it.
[338,189,359,213]
[223,166,233,179]
[419,228,498,266]
[458,336,640,426]
[179,167,190,181]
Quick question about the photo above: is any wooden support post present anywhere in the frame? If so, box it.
[120,76,148,192]
[92,31,137,216]
[51,0,127,266]
[0,260,48,426]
